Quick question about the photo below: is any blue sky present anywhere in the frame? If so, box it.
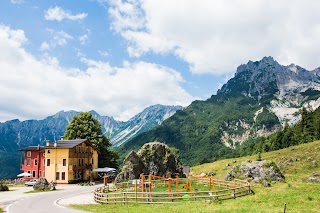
[1,0,320,122]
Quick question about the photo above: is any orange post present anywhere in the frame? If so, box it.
[140,174,145,198]
[175,173,179,192]
[149,175,153,199]
[168,178,172,193]
[211,177,215,190]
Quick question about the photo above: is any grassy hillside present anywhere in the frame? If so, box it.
[192,140,320,181]
[71,140,320,212]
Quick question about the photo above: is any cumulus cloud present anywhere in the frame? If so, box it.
[0,25,194,122]
[44,6,87,21]
[108,0,320,74]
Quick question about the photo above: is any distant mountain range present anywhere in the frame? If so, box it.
[119,57,320,166]
[0,104,182,179]
[3,56,320,179]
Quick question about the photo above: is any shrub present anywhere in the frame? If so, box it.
[0,184,9,191]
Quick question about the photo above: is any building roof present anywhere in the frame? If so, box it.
[45,139,97,151]
[18,146,45,152]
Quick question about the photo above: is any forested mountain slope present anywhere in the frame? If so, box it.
[119,57,320,166]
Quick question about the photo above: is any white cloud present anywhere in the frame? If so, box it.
[10,0,24,4]
[0,25,194,122]
[53,31,73,46]
[99,50,110,58]
[79,29,90,45]
[44,6,87,21]
[79,34,88,44]
[39,41,50,51]
[42,29,73,49]
[108,0,320,74]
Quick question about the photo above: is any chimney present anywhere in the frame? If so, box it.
[60,136,64,140]
[46,140,50,147]
[54,142,57,147]
[37,144,40,150]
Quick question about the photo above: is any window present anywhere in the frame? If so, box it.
[82,159,84,165]
[43,159,45,166]
[47,149,51,154]
[92,158,93,164]
[43,153,45,157]
[34,159,38,166]
[26,158,31,166]
[27,151,31,157]
[32,170,36,178]
[56,172,60,180]
[78,159,81,166]
[47,159,50,166]
[62,172,65,180]
[27,170,31,174]
[63,159,66,166]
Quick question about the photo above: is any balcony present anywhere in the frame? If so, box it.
[69,151,93,158]
[68,164,92,171]
[68,164,82,171]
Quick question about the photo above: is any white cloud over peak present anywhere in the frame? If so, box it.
[44,6,87,21]
[0,25,194,122]
[108,0,320,74]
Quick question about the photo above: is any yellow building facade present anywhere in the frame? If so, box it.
[44,139,98,184]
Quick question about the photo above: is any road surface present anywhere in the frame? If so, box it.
[0,184,102,213]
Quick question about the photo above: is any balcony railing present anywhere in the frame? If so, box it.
[69,152,93,158]
[68,164,93,171]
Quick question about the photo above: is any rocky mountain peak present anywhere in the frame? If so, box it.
[235,56,279,75]
[218,56,320,100]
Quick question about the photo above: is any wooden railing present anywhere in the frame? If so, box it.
[94,179,251,204]
[69,152,93,158]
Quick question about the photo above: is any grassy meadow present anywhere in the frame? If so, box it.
[71,141,320,212]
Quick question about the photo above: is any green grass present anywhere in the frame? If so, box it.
[0,208,2,213]
[70,141,320,212]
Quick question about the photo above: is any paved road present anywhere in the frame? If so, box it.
[0,184,102,213]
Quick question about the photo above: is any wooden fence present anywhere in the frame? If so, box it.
[94,179,251,204]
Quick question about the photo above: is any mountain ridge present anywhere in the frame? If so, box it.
[0,104,182,179]
[120,57,320,166]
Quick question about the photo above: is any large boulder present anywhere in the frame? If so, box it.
[33,177,50,191]
[225,160,285,183]
[115,142,183,183]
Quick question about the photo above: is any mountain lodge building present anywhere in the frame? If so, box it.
[19,139,99,184]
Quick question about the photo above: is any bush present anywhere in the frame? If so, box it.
[0,184,9,191]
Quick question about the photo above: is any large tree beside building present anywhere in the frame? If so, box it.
[63,112,119,169]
